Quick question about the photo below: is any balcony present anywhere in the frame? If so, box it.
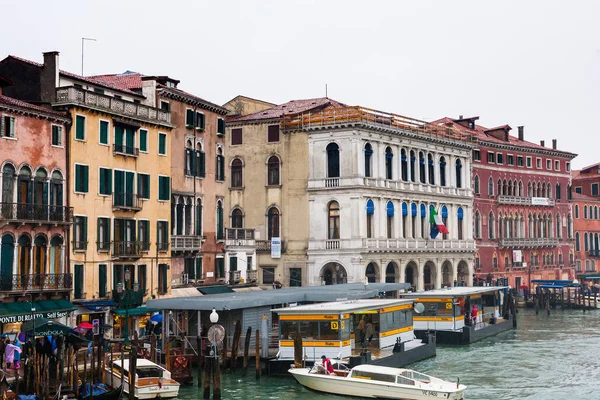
[171,235,201,252]
[112,241,142,259]
[111,288,146,306]
[55,86,171,126]
[0,203,73,225]
[229,270,241,284]
[256,240,285,253]
[309,238,475,252]
[112,193,143,212]
[0,273,72,293]
[308,177,471,197]
[498,237,560,248]
[497,196,555,207]
[247,270,258,283]
[589,250,600,258]
[113,144,139,157]
[225,228,255,247]
[157,242,169,252]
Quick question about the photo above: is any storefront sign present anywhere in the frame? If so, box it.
[513,250,523,262]
[271,237,281,259]
[531,197,550,206]
[0,310,69,324]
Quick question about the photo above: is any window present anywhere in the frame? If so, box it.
[231,208,243,228]
[51,125,62,146]
[488,212,495,239]
[138,220,150,251]
[195,200,203,236]
[575,205,579,219]
[98,168,112,195]
[328,201,340,239]
[1,116,15,138]
[496,153,504,165]
[576,232,580,251]
[114,125,137,155]
[488,177,494,196]
[536,158,542,169]
[158,133,167,155]
[74,164,89,193]
[139,129,148,152]
[584,205,588,219]
[487,152,495,163]
[98,264,107,298]
[231,159,243,188]
[74,264,84,299]
[507,155,514,166]
[474,176,480,194]
[517,156,524,167]
[195,112,205,130]
[160,101,170,112]
[217,118,225,136]
[455,159,462,188]
[268,156,280,185]
[157,221,168,252]
[268,125,279,142]
[75,115,86,140]
[427,154,434,184]
[554,160,560,171]
[262,267,275,285]
[575,186,582,194]
[592,184,599,196]
[326,143,340,178]
[566,162,571,172]
[97,217,110,251]
[73,216,87,250]
[158,176,170,201]
[409,151,416,182]
[366,199,374,238]
[99,120,109,145]
[472,149,481,161]
[216,148,225,181]
[556,184,561,200]
[138,264,147,291]
[186,109,194,128]
[439,157,446,186]
[526,157,532,168]
[231,128,242,145]
[419,152,425,183]
[386,201,394,239]
[138,173,150,199]
[474,212,481,238]
[158,264,168,294]
[546,159,552,170]
[365,144,373,177]
[216,201,224,240]
[267,207,280,239]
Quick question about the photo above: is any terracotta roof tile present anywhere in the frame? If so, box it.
[0,95,70,119]
[571,192,600,201]
[228,97,346,123]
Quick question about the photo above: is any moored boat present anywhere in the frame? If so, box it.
[289,361,466,400]
[105,358,180,399]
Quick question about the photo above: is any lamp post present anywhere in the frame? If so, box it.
[117,274,140,346]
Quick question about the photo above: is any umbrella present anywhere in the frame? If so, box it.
[150,313,162,324]
[78,322,94,330]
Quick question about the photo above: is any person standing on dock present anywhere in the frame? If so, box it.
[471,304,478,326]
[365,319,375,347]
[356,316,366,347]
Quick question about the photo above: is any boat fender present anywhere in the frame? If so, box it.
[158,377,163,389]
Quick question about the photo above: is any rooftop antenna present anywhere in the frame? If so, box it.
[81,37,97,76]
[325,83,328,98]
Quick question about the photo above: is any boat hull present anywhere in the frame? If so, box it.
[106,372,180,399]
[289,369,465,400]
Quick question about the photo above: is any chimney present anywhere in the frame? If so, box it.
[459,115,463,119]
[540,140,545,147]
[40,51,59,105]
[552,139,557,150]
[518,126,524,141]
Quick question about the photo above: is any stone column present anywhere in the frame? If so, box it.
[417,260,424,292]
[399,260,406,284]
[435,259,442,289]
[467,259,474,286]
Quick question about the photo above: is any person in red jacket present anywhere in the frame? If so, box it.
[321,355,334,375]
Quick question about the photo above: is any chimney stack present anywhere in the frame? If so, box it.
[40,51,60,105]
[518,126,524,141]
[459,115,463,119]
[540,140,545,147]
[552,139,557,150]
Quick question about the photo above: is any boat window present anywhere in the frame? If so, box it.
[319,321,339,340]
[280,321,298,339]
[351,370,396,383]
[136,367,164,378]
[299,321,319,340]
[396,375,415,386]
[411,372,431,383]
[340,318,351,341]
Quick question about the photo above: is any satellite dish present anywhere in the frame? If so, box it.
[414,303,425,314]
[207,324,225,344]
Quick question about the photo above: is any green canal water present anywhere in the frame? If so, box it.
[178,308,600,399]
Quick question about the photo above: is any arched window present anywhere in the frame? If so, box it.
[442,205,449,239]
[475,212,481,238]
[457,207,464,239]
[50,170,64,215]
[231,208,243,228]
[474,176,480,194]
[2,164,16,204]
[17,166,32,207]
[267,155,280,185]
[326,143,340,178]
[411,203,417,238]
[195,199,202,236]
[575,232,580,252]
[0,234,15,281]
[386,201,394,239]
[420,204,427,239]
[595,206,599,220]
[400,149,408,181]
[556,214,561,238]
[439,156,446,186]
[366,199,375,238]
[488,177,494,196]
[364,143,373,178]
[33,234,47,276]
[427,154,434,185]
[195,142,206,178]
[402,202,408,238]
[328,201,340,239]
[492,253,498,269]
[556,183,561,200]
[231,158,243,188]
[575,205,579,219]
[385,147,393,180]
[267,207,280,240]
[584,233,589,251]
[498,179,503,196]
[419,152,425,184]
[455,159,462,188]
[17,234,31,276]
[216,148,225,181]
[216,200,224,240]
[409,151,416,182]
[366,263,377,283]
[185,140,194,175]
[489,212,495,239]
[584,205,588,219]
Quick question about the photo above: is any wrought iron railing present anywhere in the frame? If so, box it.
[112,241,142,258]
[498,237,560,248]
[157,241,169,252]
[113,144,140,157]
[73,241,87,251]
[589,250,600,257]
[112,193,143,211]
[0,202,73,224]
[0,273,72,292]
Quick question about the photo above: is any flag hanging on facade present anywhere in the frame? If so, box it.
[430,207,449,239]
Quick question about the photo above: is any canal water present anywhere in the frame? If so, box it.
[178,308,600,399]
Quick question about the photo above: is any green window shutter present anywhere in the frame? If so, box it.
[99,264,107,298]
[74,265,83,299]
[230,256,237,271]
[76,116,85,140]
[75,165,80,192]
[159,176,170,201]
[99,121,109,144]
[145,175,150,199]
[200,152,206,177]
[158,134,166,155]
[82,216,88,244]
[140,130,148,152]
[99,168,112,195]
[196,112,205,129]
[196,258,202,279]
[83,165,89,193]
[115,125,124,148]
[186,109,194,127]
[217,119,225,135]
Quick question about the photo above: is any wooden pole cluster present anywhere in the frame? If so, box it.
[242,327,251,377]
[230,321,242,372]
[255,329,260,380]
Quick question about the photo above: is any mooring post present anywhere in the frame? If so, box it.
[243,327,251,377]
[255,329,261,380]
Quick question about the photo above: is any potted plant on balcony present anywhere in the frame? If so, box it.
[272,280,282,289]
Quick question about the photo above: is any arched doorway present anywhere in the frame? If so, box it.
[405,262,417,291]
[365,262,378,283]
[423,261,436,290]
[321,262,347,285]
[442,261,453,287]
[385,262,398,283]
[1,234,14,290]
[457,261,469,285]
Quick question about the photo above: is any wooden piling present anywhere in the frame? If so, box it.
[255,329,260,380]
[129,346,137,400]
[75,351,80,398]
[213,348,221,400]
[294,330,303,368]
[230,321,242,372]
[110,344,114,388]
[150,334,156,364]
[197,336,202,388]
[203,350,211,399]
[222,329,228,370]
[120,344,125,394]
[242,327,251,376]
[83,351,88,396]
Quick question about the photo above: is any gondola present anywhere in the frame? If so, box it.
[53,383,124,400]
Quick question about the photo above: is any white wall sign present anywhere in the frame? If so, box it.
[271,237,281,259]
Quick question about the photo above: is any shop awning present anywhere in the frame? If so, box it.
[21,317,73,337]
[79,300,118,311]
[198,286,233,295]
[0,299,76,324]
[112,306,158,317]
[161,288,203,298]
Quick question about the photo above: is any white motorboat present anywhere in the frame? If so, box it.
[289,361,466,400]
[105,358,180,399]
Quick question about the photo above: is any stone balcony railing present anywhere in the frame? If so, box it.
[225,228,256,247]
[308,177,471,197]
[55,86,171,126]
[497,196,556,206]
[308,238,475,251]
[171,235,201,252]
[256,240,285,253]
[0,273,72,292]
[498,237,560,248]
[0,202,73,225]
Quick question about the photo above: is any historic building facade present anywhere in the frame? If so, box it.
[0,52,173,330]
[436,118,576,289]
[0,78,73,330]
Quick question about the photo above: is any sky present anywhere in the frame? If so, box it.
[2,1,598,168]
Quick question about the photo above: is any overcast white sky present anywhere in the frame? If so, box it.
[2,1,598,168]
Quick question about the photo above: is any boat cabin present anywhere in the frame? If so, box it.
[273,299,414,361]
[349,365,431,386]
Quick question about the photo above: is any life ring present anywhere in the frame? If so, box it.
[456,297,465,308]
[174,356,188,370]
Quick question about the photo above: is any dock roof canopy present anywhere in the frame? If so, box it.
[147,283,409,311]
[273,299,413,315]
[400,286,507,298]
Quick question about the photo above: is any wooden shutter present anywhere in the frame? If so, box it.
[186,109,194,126]
[217,119,225,135]
[197,112,205,129]
[100,121,108,144]
[231,128,242,145]
[199,151,206,177]
[140,129,147,152]
[99,264,107,298]
[159,134,166,154]
[268,125,280,142]
[76,116,85,140]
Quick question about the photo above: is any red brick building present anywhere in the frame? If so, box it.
[434,117,576,289]
[571,164,600,277]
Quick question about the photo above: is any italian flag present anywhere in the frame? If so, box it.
[430,208,449,239]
